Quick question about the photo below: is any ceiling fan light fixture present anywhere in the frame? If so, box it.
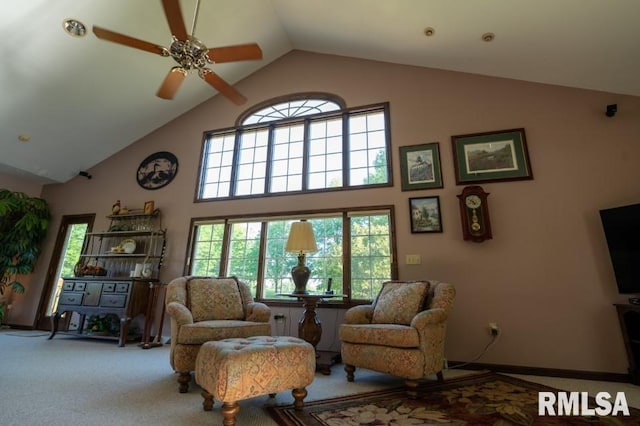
[63,18,87,37]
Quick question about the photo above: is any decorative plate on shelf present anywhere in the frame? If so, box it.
[136,151,178,190]
[120,239,136,254]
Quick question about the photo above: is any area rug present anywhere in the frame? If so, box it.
[267,372,640,425]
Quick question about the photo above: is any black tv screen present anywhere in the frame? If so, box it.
[599,203,640,294]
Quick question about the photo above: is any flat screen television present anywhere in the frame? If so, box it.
[599,203,640,294]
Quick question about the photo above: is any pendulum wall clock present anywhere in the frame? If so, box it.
[457,185,492,242]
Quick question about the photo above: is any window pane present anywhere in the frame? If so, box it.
[190,223,225,276]
[270,125,304,194]
[262,217,343,299]
[350,213,391,300]
[199,133,235,198]
[227,222,262,294]
[262,220,294,298]
[308,117,343,190]
[235,130,268,196]
[348,111,388,187]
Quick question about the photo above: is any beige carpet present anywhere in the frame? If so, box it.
[2,330,639,425]
[0,330,406,425]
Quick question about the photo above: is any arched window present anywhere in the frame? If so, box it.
[197,93,391,200]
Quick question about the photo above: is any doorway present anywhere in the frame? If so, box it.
[35,214,94,330]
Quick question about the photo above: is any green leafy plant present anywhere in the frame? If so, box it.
[0,189,51,323]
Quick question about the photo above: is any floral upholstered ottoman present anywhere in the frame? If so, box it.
[195,336,316,426]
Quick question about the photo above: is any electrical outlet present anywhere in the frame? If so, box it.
[489,322,499,336]
[274,313,286,321]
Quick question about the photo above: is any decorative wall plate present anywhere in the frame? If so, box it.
[136,151,178,190]
[120,239,136,254]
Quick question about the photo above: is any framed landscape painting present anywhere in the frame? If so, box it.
[409,196,442,233]
[451,128,533,184]
[399,142,443,190]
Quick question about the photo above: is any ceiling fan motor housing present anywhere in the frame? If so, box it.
[169,36,209,70]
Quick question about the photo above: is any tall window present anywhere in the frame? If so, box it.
[186,208,396,301]
[197,96,391,200]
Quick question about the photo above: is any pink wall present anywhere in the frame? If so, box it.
[0,172,43,196]
[17,50,640,374]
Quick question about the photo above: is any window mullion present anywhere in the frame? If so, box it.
[342,212,352,300]
[255,221,268,298]
[302,118,311,191]
[342,111,350,187]
[219,220,232,276]
[265,124,275,194]
[229,129,242,197]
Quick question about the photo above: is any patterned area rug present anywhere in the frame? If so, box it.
[267,372,640,425]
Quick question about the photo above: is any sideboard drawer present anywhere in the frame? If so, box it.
[100,294,126,308]
[102,282,116,292]
[115,283,129,293]
[59,292,83,306]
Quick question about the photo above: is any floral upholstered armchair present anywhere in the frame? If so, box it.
[339,280,455,397]
[165,276,272,393]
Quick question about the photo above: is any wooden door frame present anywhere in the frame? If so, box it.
[34,213,95,330]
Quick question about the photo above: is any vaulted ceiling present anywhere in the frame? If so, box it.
[2,0,638,185]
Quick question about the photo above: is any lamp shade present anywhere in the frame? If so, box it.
[285,221,317,254]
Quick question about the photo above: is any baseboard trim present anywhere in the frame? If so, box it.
[447,361,631,383]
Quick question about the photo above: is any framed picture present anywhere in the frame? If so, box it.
[451,128,533,184]
[399,142,443,190]
[409,196,442,233]
[143,201,155,215]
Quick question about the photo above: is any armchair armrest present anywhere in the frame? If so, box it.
[166,301,194,326]
[411,307,448,329]
[245,302,271,322]
[344,305,374,324]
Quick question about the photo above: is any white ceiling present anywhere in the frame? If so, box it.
[2,0,638,185]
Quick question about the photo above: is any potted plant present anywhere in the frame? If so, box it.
[0,189,51,324]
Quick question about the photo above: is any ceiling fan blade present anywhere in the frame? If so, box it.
[200,69,247,105]
[161,0,188,40]
[93,26,166,56]
[207,43,263,63]
[156,67,187,100]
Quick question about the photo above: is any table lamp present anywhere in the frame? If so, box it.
[285,220,317,294]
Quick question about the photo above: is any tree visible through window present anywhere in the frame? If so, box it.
[187,209,394,301]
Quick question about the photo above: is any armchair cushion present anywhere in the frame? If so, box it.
[372,280,430,325]
[339,323,419,348]
[187,277,244,321]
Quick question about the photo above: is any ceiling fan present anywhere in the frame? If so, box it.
[92,0,262,105]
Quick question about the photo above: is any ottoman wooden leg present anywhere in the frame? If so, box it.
[201,390,214,411]
[221,401,240,426]
[178,371,191,393]
[345,364,355,382]
[292,387,307,411]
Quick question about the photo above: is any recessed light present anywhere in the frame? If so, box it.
[63,18,87,37]
[424,27,435,37]
[18,134,31,142]
[482,32,495,42]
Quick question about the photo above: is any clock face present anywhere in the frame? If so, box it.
[136,151,178,190]
[465,195,482,209]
